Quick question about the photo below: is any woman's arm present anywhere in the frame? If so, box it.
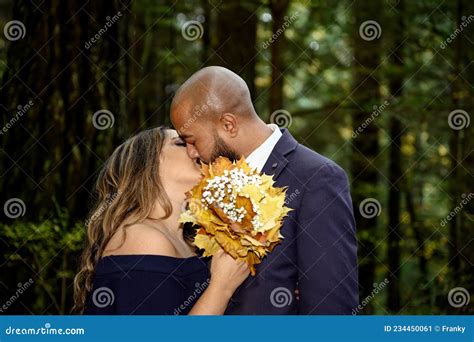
[102,224,249,315]
[189,250,249,315]
[188,281,234,315]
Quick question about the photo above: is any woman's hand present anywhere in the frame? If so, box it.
[188,249,249,315]
[209,249,250,298]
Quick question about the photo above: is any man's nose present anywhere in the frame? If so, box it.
[186,144,200,159]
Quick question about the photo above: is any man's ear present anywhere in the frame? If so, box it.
[220,113,238,138]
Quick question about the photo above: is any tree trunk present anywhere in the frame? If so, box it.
[448,0,464,284]
[350,0,383,313]
[455,0,474,314]
[211,0,258,99]
[201,0,211,64]
[386,0,405,313]
[0,0,129,222]
[269,0,289,113]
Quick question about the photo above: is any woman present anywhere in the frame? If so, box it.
[73,127,249,314]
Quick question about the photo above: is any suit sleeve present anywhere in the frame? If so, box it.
[296,163,358,314]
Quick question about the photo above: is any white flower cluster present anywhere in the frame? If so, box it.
[202,168,263,228]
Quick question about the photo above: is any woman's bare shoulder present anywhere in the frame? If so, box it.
[103,223,178,257]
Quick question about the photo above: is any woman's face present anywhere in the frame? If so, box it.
[159,129,202,192]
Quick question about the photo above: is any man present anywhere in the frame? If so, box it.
[170,66,358,314]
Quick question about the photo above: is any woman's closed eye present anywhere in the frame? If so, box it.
[175,139,186,147]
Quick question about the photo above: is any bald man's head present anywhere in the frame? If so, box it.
[171,66,256,123]
[170,66,261,162]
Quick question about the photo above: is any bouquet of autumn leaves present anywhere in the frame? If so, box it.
[179,157,291,275]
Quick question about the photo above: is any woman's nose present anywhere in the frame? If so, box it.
[186,144,200,159]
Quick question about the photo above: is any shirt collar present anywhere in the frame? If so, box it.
[245,124,283,172]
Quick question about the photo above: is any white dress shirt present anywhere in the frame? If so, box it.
[245,124,283,172]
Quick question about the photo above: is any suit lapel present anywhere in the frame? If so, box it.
[261,129,298,180]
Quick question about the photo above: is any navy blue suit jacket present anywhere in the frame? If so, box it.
[225,129,358,314]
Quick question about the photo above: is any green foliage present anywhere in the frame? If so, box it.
[1,211,85,314]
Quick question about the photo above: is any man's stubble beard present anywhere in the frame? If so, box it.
[209,133,241,162]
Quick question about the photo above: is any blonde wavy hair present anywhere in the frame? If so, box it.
[73,127,172,313]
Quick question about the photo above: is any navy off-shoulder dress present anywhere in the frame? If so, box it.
[84,255,210,315]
